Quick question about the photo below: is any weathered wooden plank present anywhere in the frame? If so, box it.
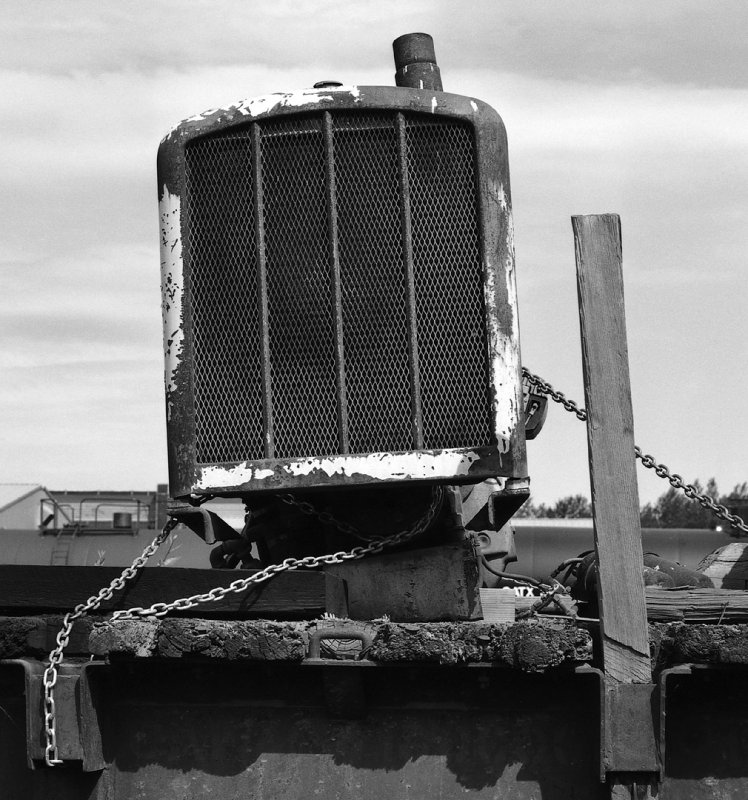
[0,565,347,619]
[646,586,748,623]
[574,214,657,794]
[325,539,482,622]
[573,213,651,685]
[0,616,95,658]
[84,616,593,669]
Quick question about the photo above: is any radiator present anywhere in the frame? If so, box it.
[158,87,525,498]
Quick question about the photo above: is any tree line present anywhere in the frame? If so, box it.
[515,480,748,530]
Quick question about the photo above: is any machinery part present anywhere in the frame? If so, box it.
[167,502,240,545]
[209,539,261,570]
[160,44,526,499]
[523,392,548,440]
[566,551,714,609]
[642,552,714,588]
[475,526,517,587]
[392,32,443,91]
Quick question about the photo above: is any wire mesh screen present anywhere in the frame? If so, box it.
[184,133,265,463]
[184,110,491,464]
[406,119,491,449]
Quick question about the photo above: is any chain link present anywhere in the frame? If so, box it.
[522,367,748,535]
[41,487,442,766]
[523,367,587,422]
[111,487,443,622]
[42,517,178,766]
[277,494,364,539]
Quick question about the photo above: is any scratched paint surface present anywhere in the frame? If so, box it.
[164,86,363,143]
[196,450,485,491]
[159,187,184,410]
[483,181,522,447]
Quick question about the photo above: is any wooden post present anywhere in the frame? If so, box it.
[573,214,658,795]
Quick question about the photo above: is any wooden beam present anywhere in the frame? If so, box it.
[573,213,650,685]
[573,215,658,795]
[0,565,347,620]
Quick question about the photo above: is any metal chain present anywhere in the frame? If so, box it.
[111,486,444,622]
[42,517,178,766]
[522,367,748,535]
[277,494,363,539]
[42,487,442,766]
[522,368,587,422]
[277,493,414,543]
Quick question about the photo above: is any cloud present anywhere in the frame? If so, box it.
[0,245,161,370]
[3,1,748,89]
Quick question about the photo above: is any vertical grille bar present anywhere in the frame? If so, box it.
[396,112,424,448]
[251,123,274,458]
[323,111,349,453]
[261,116,338,458]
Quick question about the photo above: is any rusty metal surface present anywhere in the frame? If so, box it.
[4,658,748,797]
[158,85,525,498]
[89,662,608,799]
[393,33,443,91]
[604,682,659,773]
[658,664,748,798]
[2,659,105,771]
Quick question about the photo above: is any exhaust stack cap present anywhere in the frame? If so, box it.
[393,32,443,91]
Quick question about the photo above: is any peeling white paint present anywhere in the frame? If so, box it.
[470,101,479,114]
[431,96,437,113]
[159,187,184,403]
[236,89,336,118]
[286,450,480,480]
[165,87,363,140]
[497,182,509,213]
[185,107,221,123]
[483,183,521,447]
[484,253,518,447]
[196,450,484,490]
[199,464,273,487]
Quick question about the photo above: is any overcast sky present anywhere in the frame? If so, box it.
[2,1,746,507]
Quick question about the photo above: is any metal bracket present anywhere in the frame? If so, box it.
[658,663,693,776]
[304,629,376,719]
[489,478,530,530]
[657,662,748,776]
[167,502,241,545]
[524,392,548,440]
[574,664,607,782]
[305,628,376,665]
[575,665,660,781]
[2,659,106,771]
[604,681,660,775]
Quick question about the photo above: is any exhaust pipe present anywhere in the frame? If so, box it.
[392,32,443,91]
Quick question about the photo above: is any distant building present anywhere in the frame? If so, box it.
[0,484,56,529]
[0,484,244,568]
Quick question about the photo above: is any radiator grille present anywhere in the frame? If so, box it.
[184,110,491,463]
